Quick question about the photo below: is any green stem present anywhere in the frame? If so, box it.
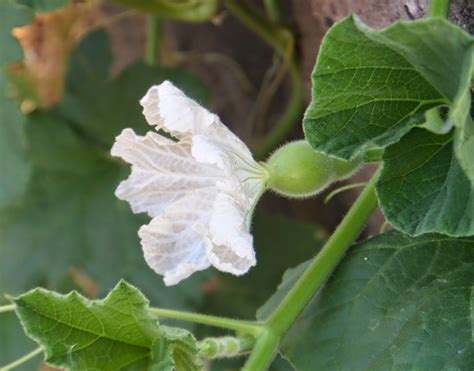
[145,15,160,65]
[223,0,304,159]
[429,0,450,17]
[243,170,380,369]
[243,329,279,371]
[255,63,304,159]
[223,0,288,53]
[149,307,263,335]
[263,0,282,22]
[113,0,218,22]
[0,347,43,370]
[324,182,368,204]
[270,170,379,333]
[0,304,15,313]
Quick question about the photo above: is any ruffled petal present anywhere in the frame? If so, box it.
[204,192,257,275]
[140,81,215,138]
[139,190,215,286]
[111,128,222,218]
[140,81,251,158]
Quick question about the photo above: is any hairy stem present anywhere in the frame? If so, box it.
[243,329,279,371]
[0,347,43,370]
[149,307,263,335]
[243,170,380,369]
[223,0,304,159]
[429,0,450,17]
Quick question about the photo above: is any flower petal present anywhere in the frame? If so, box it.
[140,82,251,158]
[140,81,216,137]
[204,192,256,275]
[111,128,222,218]
[139,190,215,286]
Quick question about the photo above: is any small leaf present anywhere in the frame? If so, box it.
[14,281,202,370]
[261,232,474,370]
[159,327,202,371]
[14,281,161,369]
[10,1,96,108]
[303,16,473,160]
[377,128,474,236]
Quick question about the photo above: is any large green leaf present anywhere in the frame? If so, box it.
[303,16,473,161]
[0,1,32,208]
[14,280,202,370]
[377,128,474,236]
[260,232,474,370]
[59,29,209,147]
[0,29,211,307]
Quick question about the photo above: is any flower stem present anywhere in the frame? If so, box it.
[0,347,43,370]
[243,170,380,369]
[0,304,15,313]
[149,307,263,335]
[223,0,304,159]
[429,0,450,17]
[145,15,161,65]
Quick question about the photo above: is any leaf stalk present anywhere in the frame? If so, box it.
[149,307,263,336]
[429,0,450,18]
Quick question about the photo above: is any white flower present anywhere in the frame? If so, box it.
[111,81,269,285]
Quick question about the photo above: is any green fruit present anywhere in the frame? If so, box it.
[266,140,361,198]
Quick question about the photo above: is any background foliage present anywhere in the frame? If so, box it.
[1,0,473,370]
